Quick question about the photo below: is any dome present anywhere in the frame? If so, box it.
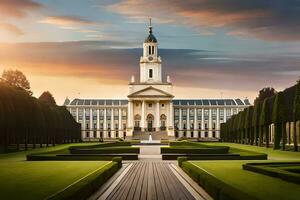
[144,26,157,43]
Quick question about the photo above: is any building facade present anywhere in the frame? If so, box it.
[65,22,250,141]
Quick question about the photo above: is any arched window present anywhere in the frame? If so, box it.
[149,69,153,78]
[148,46,151,55]
[152,46,154,55]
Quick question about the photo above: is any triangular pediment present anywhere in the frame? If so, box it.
[128,86,174,98]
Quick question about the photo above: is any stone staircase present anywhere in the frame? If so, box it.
[132,130,168,140]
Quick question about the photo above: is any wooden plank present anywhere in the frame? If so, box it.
[107,162,139,200]
[159,163,185,200]
[155,163,172,200]
[127,162,144,200]
[140,162,149,200]
[133,162,147,200]
[153,162,165,200]
[117,162,142,200]
[165,163,195,200]
[147,162,156,200]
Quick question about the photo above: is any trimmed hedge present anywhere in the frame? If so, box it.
[27,153,137,161]
[181,161,256,200]
[70,147,140,154]
[243,162,300,185]
[68,142,132,150]
[163,154,240,160]
[47,161,120,200]
[161,146,229,154]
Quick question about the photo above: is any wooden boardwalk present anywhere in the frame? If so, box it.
[98,162,198,200]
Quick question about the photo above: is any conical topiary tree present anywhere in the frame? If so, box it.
[259,98,271,147]
[272,92,287,149]
[244,106,253,145]
[252,102,261,146]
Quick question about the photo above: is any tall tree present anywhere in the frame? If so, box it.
[1,70,32,95]
[259,99,271,147]
[272,92,287,150]
[293,79,300,151]
[254,87,276,106]
[252,102,262,146]
[39,91,56,106]
[244,106,253,145]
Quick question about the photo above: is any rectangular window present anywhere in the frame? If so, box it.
[148,46,151,55]
[152,46,154,55]
[149,69,153,78]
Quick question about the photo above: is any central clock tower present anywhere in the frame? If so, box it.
[139,19,162,83]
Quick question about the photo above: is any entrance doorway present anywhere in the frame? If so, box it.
[160,114,166,131]
[134,114,141,131]
[146,114,154,131]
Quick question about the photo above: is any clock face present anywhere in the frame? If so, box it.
[148,56,153,61]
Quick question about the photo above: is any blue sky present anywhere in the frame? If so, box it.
[0,0,299,104]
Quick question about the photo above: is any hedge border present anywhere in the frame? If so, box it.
[70,147,140,154]
[68,142,132,150]
[180,161,257,200]
[27,153,137,161]
[161,146,230,154]
[46,160,121,200]
[243,162,300,185]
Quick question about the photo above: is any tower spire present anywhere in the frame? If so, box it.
[149,18,152,34]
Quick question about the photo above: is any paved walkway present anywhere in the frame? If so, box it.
[89,145,212,200]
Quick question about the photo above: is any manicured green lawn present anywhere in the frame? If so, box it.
[202,142,300,160]
[190,160,300,200]
[0,143,110,200]
[187,142,300,200]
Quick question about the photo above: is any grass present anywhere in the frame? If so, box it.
[202,142,300,160]
[0,143,111,200]
[190,161,300,200]
[185,142,300,200]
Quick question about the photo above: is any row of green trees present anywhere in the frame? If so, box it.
[0,82,81,152]
[220,80,300,151]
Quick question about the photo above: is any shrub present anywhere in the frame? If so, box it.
[177,157,188,167]
[47,161,119,200]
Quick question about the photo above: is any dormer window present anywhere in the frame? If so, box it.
[149,69,153,78]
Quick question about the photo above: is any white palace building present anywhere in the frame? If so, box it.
[64,22,250,141]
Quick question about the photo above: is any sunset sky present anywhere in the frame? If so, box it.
[0,0,300,104]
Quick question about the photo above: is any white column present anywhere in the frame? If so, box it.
[90,108,93,138]
[169,102,174,127]
[83,108,86,139]
[156,101,160,131]
[224,108,227,122]
[187,108,190,137]
[76,108,79,122]
[169,101,174,136]
[231,108,234,116]
[97,109,100,138]
[141,100,145,131]
[217,108,220,138]
[127,101,132,128]
[118,108,122,138]
[111,108,115,138]
[209,108,212,137]
[201,108,204,137]
[103,108,107,138]
[179,108,182,136]
[118,108,122,130]
[194,108,197,138]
